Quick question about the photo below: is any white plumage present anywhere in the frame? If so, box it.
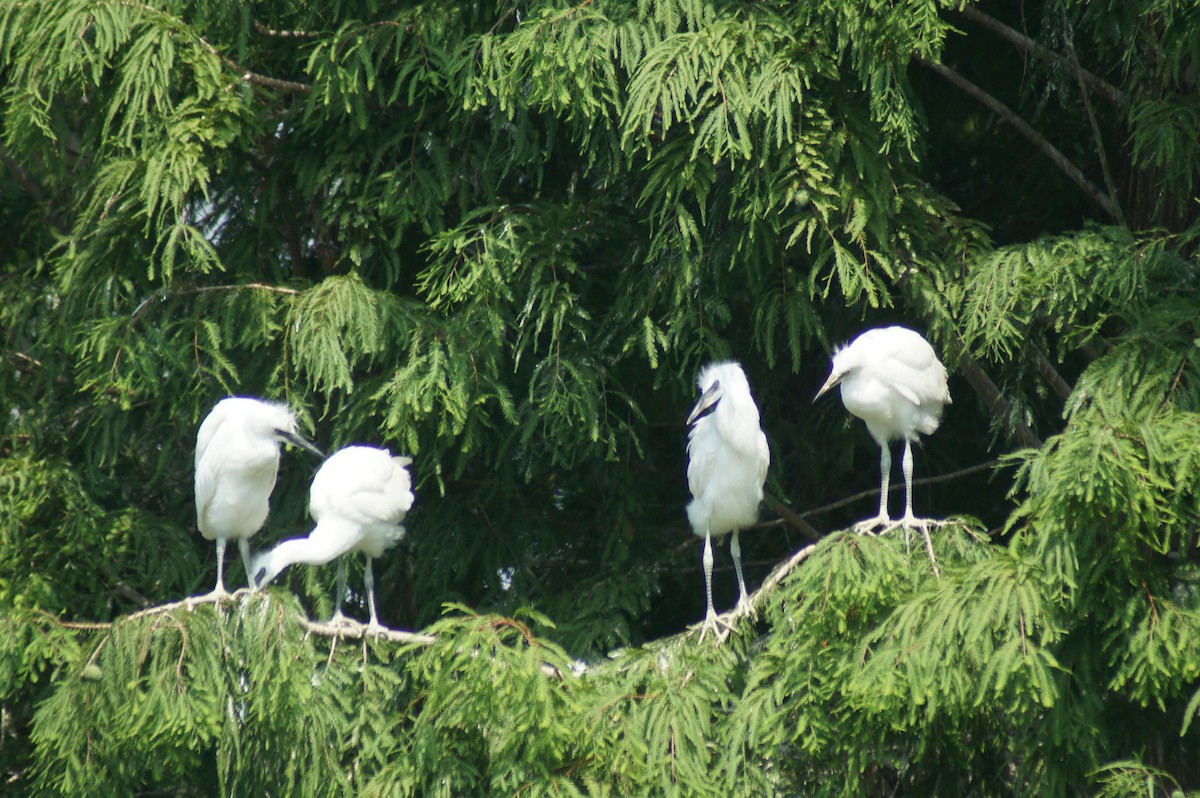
[251,445,414,630]
[686,361,770,638]
[194,397,323,597]
[816,326,950,532]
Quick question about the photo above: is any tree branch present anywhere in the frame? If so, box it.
[753,462,1001,525]
[1031,346,1074,402]
[748,542,817,611]
[940,331,1044,449]
[118,1,313,93]
[955,5,1124,107]
[297,616,435,645]
[253,18,320,39]
[915,55,1121,223]
[764,494,823,541]
[1058,5,1126,226]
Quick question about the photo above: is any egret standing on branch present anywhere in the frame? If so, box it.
[686,361,770,639]
[252,445,414,632]
[815,326,951,554]
[194,397,324,599]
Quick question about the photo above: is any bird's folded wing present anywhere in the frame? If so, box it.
[686,434,718,500]
[891,381,923,407]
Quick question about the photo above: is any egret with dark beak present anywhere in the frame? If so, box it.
[685,361,770,639]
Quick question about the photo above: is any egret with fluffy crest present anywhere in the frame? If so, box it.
[194,397,324,599]
[686,361,770,639]
[815,326,950,544]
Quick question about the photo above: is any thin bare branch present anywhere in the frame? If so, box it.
[955,5,1124,106]
[754,461,1002,524]
[915,55,1121,223]
[751,542,817,606]
[117,1,313,93]
[1058,5,1126,226]
[253,18,319,39]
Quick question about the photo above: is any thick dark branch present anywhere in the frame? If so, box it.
[106,583,152,609]
[765,494,823,541]
[956,5,1124,106]
[1032,347,1074,401]
[942,333,1044,449]
[915,55,1121,223]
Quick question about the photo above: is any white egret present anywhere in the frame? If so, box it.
[815,326,951,537]
[686,361,770,639]
[194,397,324,599]
[251,445,414,631]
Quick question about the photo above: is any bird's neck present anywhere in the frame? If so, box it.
[718,398,760,433]
[269,521,358,568]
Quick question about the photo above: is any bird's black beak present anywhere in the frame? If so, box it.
[687,381,722,426]
[277,430,325,458]
[253,566,267,588]
[814,372,843,403]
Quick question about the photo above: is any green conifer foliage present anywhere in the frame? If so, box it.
[3,0,1200,794]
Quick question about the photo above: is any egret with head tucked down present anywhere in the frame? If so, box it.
[194,397,324,599]
[815,326,950,536]
[252,445,414,631]
[686,361,770,639]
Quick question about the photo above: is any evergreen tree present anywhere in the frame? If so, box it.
[2,0,1199,794]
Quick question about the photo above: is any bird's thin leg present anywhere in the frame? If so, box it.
[895,440,947,528]
[901,439,915,523]
[238,538,253,590]
[898,439,916,549]
[730,529,752,616]
[364,557,381,629]
[329,558,349,625]
[188,539,231,610]
[702,529,717,624]
[855,443,892,534]
[877,443,892,521]
[898,439,942,577]
[693,528,737,641]
[214,538,228,594]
